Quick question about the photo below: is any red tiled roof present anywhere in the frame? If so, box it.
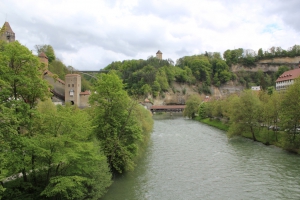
[276,68,300,82]
[80,91,91,95]
[44,70,65,85]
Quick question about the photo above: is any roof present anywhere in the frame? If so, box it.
[276,68,300,82]
[1,22,14,34]
[80,90,91,95]
[38,52,48,59]
[44,70,65,85]
[156,50,162,54]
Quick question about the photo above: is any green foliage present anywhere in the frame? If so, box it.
[198,103,210,119]
[35,44,56,62]
[279,78,300,148]
[275,66,290,79]
[183,95,202,119]
[0,42,111,199]
[89,72,153,174]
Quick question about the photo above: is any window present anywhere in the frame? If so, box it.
[68,84,70,87]
[72,84,74,87]
[70,89,74,97]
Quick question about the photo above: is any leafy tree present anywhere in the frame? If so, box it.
[35,44,56,62]
[227,90,261,141]
[280,78,300,147]
[152,81,161,97]
[198,102,211,119]
[2,101,112,199]
[89,72,152,174]
[183,95,202,119]
[156,68,169,91]
[257,48,264,59]
[275,66,290,79]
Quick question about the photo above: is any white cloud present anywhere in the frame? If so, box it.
[0,0,299,70]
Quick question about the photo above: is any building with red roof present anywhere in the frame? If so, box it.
[276,67,300,91]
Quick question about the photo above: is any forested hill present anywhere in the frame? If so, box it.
[103,45,300,99]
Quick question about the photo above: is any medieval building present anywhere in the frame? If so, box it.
[1,21,90,108]
[156,50,162,60]
[0,21,15,43]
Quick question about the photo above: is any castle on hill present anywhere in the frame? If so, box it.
[0,21,90,108]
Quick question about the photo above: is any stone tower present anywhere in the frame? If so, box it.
[38,52,49,71]
[0,22,15,43]
[156,50,162,60]
[64,74,81,106]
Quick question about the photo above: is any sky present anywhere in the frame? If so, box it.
[0,0,299,71]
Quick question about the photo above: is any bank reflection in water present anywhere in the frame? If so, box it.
[102,114,300,200]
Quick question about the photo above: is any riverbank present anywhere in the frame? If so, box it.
[196,117,300,154]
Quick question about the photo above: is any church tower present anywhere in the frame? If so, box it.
[0,22,15,43]
[64,74,81,106]
[156,50,162,60]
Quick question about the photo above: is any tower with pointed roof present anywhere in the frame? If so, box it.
[156,50,162,60]
[0,22,15,43]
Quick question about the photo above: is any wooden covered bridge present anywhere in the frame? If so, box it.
[150,105,186,113]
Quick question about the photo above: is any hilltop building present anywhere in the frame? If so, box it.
[156,50,162,60]
[1,21,90,107]
[276,63,300,91]
[0,21,15,43]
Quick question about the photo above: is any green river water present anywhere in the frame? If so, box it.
[102,114,300,200]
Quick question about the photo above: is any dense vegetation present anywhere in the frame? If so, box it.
[104,45,300,98]
[0,41,153,199]
[223,45,300,67]
[191,79,300,151]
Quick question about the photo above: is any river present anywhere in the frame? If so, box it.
[102,114,300,200]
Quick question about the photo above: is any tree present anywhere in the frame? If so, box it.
[2,101,112,199]
[280,78,300,148]
[275,66,289,79]
[227,90,261,141]
[89,72,152,174]
[183,95,202,119]
[35,44,56,62]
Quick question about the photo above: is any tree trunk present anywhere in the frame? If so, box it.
[250,126,257,141]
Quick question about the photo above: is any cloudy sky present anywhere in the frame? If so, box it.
[0,0,299,70]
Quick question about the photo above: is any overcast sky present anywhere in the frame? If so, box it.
[0,0,299,70]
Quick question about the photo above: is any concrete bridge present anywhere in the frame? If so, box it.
[150,105,186,113]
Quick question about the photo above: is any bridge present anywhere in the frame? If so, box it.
[77,70,109,74]
[150,105,186,113]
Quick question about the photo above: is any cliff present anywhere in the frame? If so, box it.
[153,56,300,105]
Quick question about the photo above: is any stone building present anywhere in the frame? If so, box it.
[156,50,162,60]
[0,22,15,43]
[0,21,91,108]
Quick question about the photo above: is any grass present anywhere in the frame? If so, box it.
[196,117,229,131]
[197,117,298,153]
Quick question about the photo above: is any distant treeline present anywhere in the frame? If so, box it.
[223,45,300,67]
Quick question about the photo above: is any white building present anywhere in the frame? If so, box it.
[276,68,300,91]
[251,86,261,91]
